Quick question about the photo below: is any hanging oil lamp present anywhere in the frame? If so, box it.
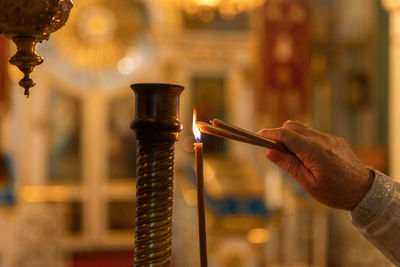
[0,0,74,97]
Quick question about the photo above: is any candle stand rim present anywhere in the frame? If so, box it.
[130,83,184,94]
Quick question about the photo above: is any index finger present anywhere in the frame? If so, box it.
[257,127,312,156]
[282,120,322,137]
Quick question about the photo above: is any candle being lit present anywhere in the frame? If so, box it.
[193,110,208,267]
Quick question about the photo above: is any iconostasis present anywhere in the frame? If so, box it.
[0,0,392,266]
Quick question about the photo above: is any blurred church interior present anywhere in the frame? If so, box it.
[0,0,397,266]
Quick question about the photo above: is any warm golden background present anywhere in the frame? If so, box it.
[0,0,396,266]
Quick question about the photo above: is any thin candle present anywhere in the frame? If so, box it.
[197,121,267,148]
[193,111,208,267]
[197,120,291,154]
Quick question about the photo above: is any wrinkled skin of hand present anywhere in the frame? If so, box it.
[258,120,374,210]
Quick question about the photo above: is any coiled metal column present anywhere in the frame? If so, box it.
[131,83,184,266]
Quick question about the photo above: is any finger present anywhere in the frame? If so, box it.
[258,127,312,156]
[282,120,320,137]
[266,149,314,190]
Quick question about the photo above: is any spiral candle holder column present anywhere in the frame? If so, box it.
[131,83,184,266]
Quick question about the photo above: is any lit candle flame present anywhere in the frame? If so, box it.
[193,109,201,142]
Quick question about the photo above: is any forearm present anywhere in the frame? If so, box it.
[351,169,400,265]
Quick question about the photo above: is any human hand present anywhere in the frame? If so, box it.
[258,120,374,210]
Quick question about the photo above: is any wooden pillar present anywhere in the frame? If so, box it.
[382,0,400,178]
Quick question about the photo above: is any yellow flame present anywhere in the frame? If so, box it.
[193,109,201,141]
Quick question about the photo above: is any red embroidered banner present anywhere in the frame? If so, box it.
[0,35,9,112]
[257,0,311,127]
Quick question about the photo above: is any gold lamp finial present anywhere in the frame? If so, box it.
[0,0,74,97]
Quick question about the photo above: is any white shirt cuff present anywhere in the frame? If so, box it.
[351,168,394,228]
